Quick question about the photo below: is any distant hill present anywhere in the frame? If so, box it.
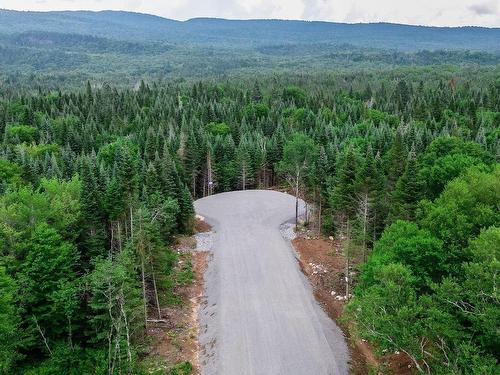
[0,9,499,87]
[0,9,499,51]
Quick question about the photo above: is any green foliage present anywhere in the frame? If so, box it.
[365,108,399,126]
[21,143,60,159]
[352,167,500,373]
[283,86,307,106]
[244,103,269,119]
[0,177,81,249]
[418,137,491,199]
[23,345,108,375]
[0,159,22,191]
[87,249,143,370]
[0,266,19,373]
[18,223,79,350]
[330,147,358,217]
[433,227,500,357]
[6,124,37,143]
[169,361,193,375]
[387,150,420,223]
[418,166,500,255]
[206,122,231,136]
[279,133,318,175]
[176,256,194,286]
[359,221,444,292]
[0,70,498,374]
[349,263,425,363]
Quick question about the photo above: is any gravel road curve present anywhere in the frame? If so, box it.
[195,190,349,375]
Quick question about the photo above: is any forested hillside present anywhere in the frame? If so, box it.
[1,10,500,51]
[0,10,499,87]
[0,66,498,373]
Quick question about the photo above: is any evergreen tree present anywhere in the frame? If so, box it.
[388,148,420,223]
[386,131,406,192]
[330,146,358,228]
[80,159,106,262]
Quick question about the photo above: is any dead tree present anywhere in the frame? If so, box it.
[357,191,373,262]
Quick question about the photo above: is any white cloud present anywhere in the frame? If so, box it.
[0,0,499,26]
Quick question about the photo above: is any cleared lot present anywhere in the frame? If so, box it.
[195,190,349,375]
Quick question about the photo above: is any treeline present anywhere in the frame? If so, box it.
[0,69,499,373]
[0,83,195,373]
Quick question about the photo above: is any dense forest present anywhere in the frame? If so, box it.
[0,64,499,374]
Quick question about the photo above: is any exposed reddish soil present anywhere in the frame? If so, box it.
[195,217,212,233]
[292,233,415,375]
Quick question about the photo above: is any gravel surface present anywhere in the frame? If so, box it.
[195,190,349,375]
[279,222,297,241]
[195,231,214,251]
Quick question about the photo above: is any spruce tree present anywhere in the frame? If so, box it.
[387,148,420,223]
[330,146,358,223]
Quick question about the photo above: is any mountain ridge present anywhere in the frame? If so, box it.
[1,9,499,51]
[2,9,500,29]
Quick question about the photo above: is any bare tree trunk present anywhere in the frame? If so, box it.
[138,217,148,329]
[192,172,197,197]
[107,281,114,375]
[110,222,115,256]
[129,206,134,241]
[295,169,300,230]
[141,254,148,329]
[107,329,113,375]
[207,151,213,196]
[345,221,351,300]
[361,193,368,262]
[33,315,52,355]
[146,241,162,319]
[318,189,322,235]
[111,317,122,375]
[150,256,162,319]
[117,221,122,253]
[357,192,371,262]
[242,164,246,190]
[120,292,133,364]
[305,198,309,225]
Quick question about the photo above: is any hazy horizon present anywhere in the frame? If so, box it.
[1,0,499,27]
[2,7,500,29]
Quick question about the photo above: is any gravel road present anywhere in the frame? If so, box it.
[195,190,349,375]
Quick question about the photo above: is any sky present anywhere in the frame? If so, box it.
[1,0,499,27]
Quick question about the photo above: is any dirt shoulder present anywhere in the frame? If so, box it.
[292,232,414,375]
[146,219,211,374]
